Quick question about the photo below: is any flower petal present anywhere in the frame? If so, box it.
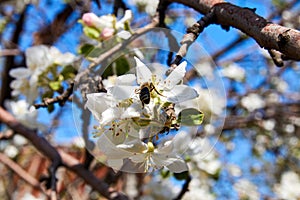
[85,93,113,121]
[100,107,122,125]
[97,134,133,159]
[155,140,173,154]
[161,61,187,90]
[117,139,148,153]
[107,85,137,100]
[117,30,132,40]
[164,85,198,103]
[107,159,124,171]
[134,57,152,84]
[130,153,147,163]
[121,103,141,119]
[166,157,189,173]
[115,74,136,85]
[9,68,32,79]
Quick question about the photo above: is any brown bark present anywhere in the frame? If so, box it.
[0,106,128,200]
[169,0,300,60]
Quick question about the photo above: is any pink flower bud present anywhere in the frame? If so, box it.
[82,13,98,27]
[100,27,114,40]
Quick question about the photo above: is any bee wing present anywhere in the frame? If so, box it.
[162,61,187,90]
[134,57,152,84]
[164,85,198,103]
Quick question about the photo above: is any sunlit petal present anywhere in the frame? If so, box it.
[86,93,113,121]
[97,134,133,159]
[107,85,137,100]
[134,57,152,84]
[161,61,187,90]
[164,85,198,103]
[9,68,31,79]
[116,74,136,85]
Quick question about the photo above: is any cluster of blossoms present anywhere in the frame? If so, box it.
[86,57,203,172]
[81,10,132,41]
[9,45,77,104]
[129,0,159,16]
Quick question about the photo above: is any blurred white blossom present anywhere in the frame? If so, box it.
[13,135,28,146]
[5,100,46,131]
[9,45,76,103]
[234,179,260,200]
[227,164,242,177]
[130,0,159,16]
[274,171,300,200]
[262,119,276,131]
[82,10,132,40]
[141,177,179,200]
[4,145,19,158]
[72,136,85,148]
[221,63,245,81]
[241,93,265,112]
[182,178,215,200]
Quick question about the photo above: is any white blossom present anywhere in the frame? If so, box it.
[4,145,19,158]
[182,178,215,200]
[86,57,201,173]
[97,133,188,173]
[141,177,179,200]
[274,171,300,200]
[82,10,133,40]
[241,93,266,112]
[5,100,46,131]
[72,136,85,148]
[227,164,242,177]
[262,119,276,131]
[130,0,159,16]
[234,179,260,200]
[221,63,245,81]
[9,45,76,103]
[13,135,28,146]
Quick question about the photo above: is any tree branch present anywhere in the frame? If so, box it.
[75,16,159,84]
[34,82,74,109]
[169,0,300,61]
[0,106,128,200]
[0,152,47,195]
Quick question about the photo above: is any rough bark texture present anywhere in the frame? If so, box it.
[170,0,300,60]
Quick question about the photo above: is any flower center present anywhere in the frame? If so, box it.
[147,142,155,153]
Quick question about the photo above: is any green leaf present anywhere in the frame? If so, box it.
[61,65,77,80]
[78,44,95,56]
[49,81,61,91]
[178,108,204,126]
[47,104,54,113]
[160,170,170,179]
[102,56,130,78]
[83,26,100,39]
[173,171,189,180]
[42,90,54,99]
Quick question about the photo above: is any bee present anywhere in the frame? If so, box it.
[159,103,180,134]
[135,82,164,108]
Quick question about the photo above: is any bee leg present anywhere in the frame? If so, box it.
[135,88,140,94]
[149,83,165,97]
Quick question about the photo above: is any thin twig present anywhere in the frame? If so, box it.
[0,106,129,200]
[167,9,215,74]
[0,152,47,194]
[169,0,300,61]
[74,16,159,84]
[0,49,21,57]
[173,175,191,200]
[34,82,74,109]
